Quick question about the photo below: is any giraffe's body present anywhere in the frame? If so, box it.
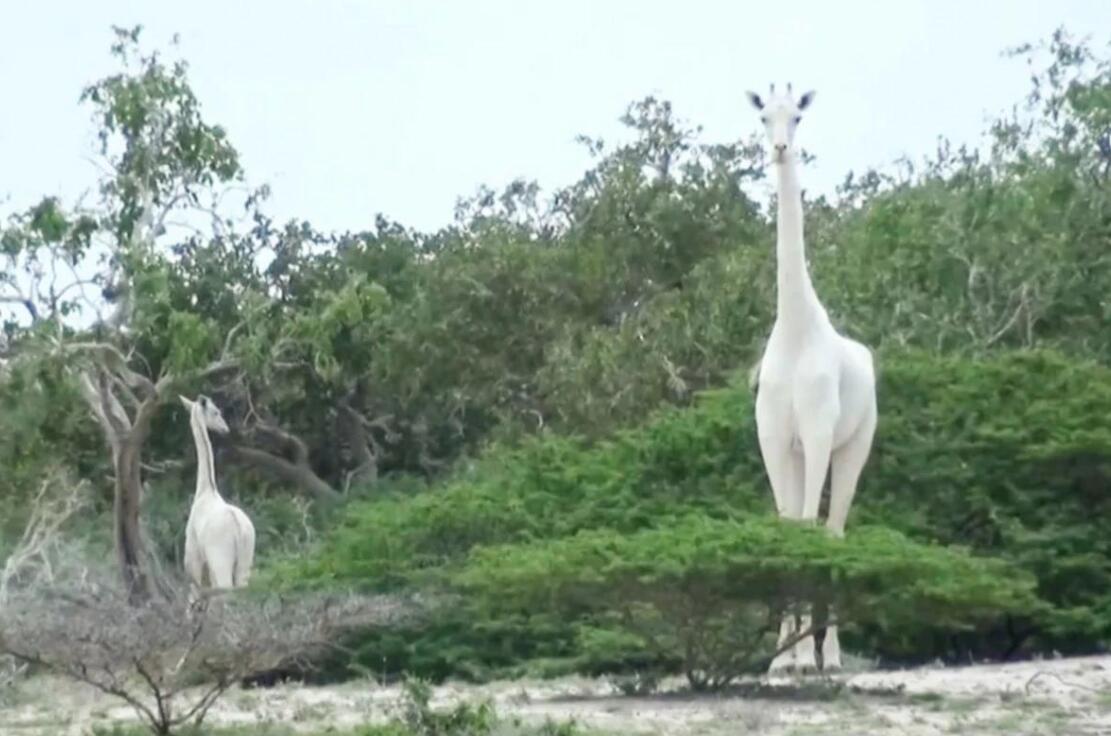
[181,395,255,592]
[747,86,878,673]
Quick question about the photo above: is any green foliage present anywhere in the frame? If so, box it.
[3,23,1111,691]
[0,356,106,544]
[279,349,1111,680]
[268,379,766,594]
[460,515,1035,689]
[861,350,1111,656]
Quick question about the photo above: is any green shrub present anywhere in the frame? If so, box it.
[265,381,768,595]
[271,348,1111,680]
[863,350,1111,657]
[459,515,1037,690]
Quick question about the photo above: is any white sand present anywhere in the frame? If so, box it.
[3,654,1109,735]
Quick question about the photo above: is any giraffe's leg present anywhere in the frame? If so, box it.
[206,538,236,590]
[232,517,256,588]
[756,395,806,676]
[799,426,834,523]
[184,533,204,606]
[826,403,876,536]
[762,444,805,675]
[770,612,798,675]
[795,610,818,674]
[756,394,802,519]
[823,403,877,671]
[795,387,838,675]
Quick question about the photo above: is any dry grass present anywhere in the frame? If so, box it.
[2,654,1108,735]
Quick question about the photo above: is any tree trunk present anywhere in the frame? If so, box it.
[337,402,378,489]
[115,441,150,604]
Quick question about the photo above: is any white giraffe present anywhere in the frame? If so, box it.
[180,394,255,595]
[746,85,878,674]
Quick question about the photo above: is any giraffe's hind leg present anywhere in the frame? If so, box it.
[822,404,877,670]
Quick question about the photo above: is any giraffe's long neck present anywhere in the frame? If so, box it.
[190,411,219,501]
[774,154,821,329]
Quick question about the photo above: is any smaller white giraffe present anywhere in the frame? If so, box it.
[181,394,255,594]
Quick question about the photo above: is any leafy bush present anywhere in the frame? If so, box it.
[459,515,1037,690]
[861,349,1111,658]
[265,379,766,595]
[275,348,1111,680]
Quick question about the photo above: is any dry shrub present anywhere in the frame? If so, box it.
[0,574,410,734]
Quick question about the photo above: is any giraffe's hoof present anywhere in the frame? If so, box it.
[768,655,796,677]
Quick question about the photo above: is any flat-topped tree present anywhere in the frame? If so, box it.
[746,84,878,674]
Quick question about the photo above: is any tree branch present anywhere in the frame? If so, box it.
[0,294,39,322]
[253,419,313,467]
[226,445,339,501]
[78,371,130,447]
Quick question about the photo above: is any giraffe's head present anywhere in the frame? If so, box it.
[179,394,230,435]
[745,84,815,164]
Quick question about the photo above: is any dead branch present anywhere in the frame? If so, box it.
[0,469,89,602]
[1025,669,1107,696]
[62,341,157,396]
[0,577,412,735]
[984,283,1031,348]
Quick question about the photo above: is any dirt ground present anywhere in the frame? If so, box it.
[3,654,1110,735]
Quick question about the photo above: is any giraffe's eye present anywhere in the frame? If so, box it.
[793,116,802,124]
[761,116,769,124]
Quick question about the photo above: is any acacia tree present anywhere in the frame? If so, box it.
[0,27,256,601]
[0,27,419,597]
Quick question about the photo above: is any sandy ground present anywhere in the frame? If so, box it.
[2,654,1110,735]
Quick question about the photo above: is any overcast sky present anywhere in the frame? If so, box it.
[2,1,1108,234]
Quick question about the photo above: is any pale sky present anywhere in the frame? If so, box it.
[2,1,1109,234]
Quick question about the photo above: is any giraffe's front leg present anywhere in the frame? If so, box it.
[794,608,818,674]
[822,622,843,671]
[757,395,808,676]
[769,612,798,675]
[795,379,839,675]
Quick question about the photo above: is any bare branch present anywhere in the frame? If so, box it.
[0,293,39,322]
[985,283,1031,347]
[1025,669,1106,696]
[221,320,248,361]
[253,419,313,467]
[77,371,129,448]
[0,578,413,735]
[0,469,88,602]
[63,341,157,396]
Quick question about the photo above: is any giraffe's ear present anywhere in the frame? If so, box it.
[745,91,764,110]
[179,395,193,410]
[797,90,816,110]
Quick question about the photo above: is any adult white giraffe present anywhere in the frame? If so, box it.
[747,84,878,674]
[180,394,255,595]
